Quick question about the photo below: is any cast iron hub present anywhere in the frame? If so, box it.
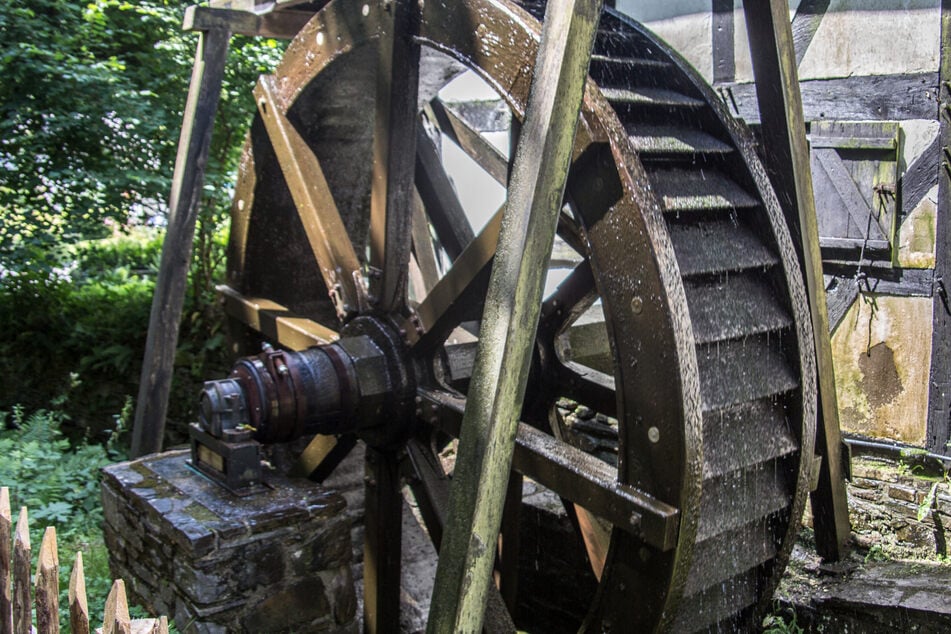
[198,316,416,448]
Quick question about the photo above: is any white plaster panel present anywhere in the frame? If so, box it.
[798,1,940,79]
[616,0,711,23]
[901,119,940,166]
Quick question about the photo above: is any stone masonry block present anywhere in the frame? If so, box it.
[102,449,356,633]
[887,484,918,503]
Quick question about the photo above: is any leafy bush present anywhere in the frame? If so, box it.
[0,231,159,437]
[0,226,232,442]
[0,0,285,442]
[0,406,120,626]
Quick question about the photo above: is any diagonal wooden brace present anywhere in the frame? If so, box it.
[425,0,604,631]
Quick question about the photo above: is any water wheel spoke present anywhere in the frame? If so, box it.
[557,205,587,254]
[363,447,403,634]
[404,438,450,548]
[292,433,357,482]
[218,285,338,349]
[416,387,677,550]
[556,362,617,418]
[540,260,597,335]
[410,191,441,295]
[415,121,475,261]
[369,0,421,313]
[253,74,365,319]
[402,438,519,631]
[426,97,509,186]
[410,207,503,353]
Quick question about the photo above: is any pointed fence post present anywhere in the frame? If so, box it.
[0,488,11,634]
[103,580,132,634]
[35,527,59,633]
[12,509,30,634]
[70,552,91,634]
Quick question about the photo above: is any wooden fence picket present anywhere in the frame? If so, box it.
[70,551,91,634]
[102,580,131,634]
[12,509,29,634]
[35,527,59,634]
[0,488,11,634]
[0,493,168,634]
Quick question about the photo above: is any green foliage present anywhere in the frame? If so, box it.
[0,406,118,532]
[865,543,889,563]
[0,230,160,434]
[0,0,285,255]
[0,226,232,441]
[1,407,115,624]
[762,605,804,634]
[0,404,151,628]
[0,0,285,439]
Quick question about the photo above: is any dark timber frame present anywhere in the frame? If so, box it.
[742,0,851,561]
[928,0,951,455]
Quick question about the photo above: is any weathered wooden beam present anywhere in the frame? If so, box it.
[824,265,934,298]
[426,0,603,629]
[722,72,940,122]
[791,0,831,65]
[927,0,951,455]
[712,0,735,84]
[825,277,860,333]
[902,135,941,219]
[218,285,337,350]
[369,0,421,313]
[254,73,366,318]
[401,441,517,633]
[426,99,509,183]
[184,5,314,39]
[131,27,231,458]
[414,122,475,261]
[742,0,852,562]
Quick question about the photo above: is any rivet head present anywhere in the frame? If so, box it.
[647,426,660,443]
[631,295,644,314]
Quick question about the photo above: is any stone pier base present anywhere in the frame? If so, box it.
[101,449,357,634]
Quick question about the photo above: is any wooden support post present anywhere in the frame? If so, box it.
[497,472,522,615]
[426,0,603,630]
[35,527,59,634]
[363,447,403,634]
[131,25,231,457]
[928,0,951,455]
[0,489,10,634]
[742,0,852,561]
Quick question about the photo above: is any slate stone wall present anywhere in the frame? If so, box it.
[804,455,951,559]
[847,457,950,558]
[101,450,357,634]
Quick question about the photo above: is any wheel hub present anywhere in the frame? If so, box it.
[198,316,416,448]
